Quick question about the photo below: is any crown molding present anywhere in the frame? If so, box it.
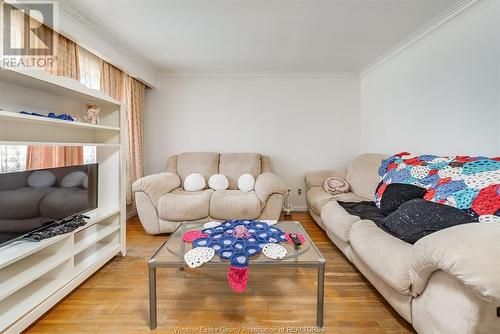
[359,0,494,77]
[58,0,158,86]
[158,71,359,78]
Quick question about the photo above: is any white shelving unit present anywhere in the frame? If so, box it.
[0,66,126,333]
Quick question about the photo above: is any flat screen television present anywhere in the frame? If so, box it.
[0,164,98,247]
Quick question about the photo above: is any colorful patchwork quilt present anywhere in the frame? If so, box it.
[375,152,500,222]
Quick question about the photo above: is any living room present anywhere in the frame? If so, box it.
[0,0,498,333]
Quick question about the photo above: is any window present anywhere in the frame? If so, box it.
[0,145,27,173]
[78,47,101,90]
[0,145,97,173]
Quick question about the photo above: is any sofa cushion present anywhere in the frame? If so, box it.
[176,152,219,185]
[346,153,388,200]
[321,200,361,243]
[307,187,366,215]
[157,188,213,221]
[210,190,261,220]
[350,220,412,294]
[219,153,261,190]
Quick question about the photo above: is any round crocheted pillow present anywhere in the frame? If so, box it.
[184,173,206,191]
[208,174,229,190]
[238,173,255,192]
[323,177,350,195]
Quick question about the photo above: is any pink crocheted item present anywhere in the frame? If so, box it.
[232,225,251,238]
[182,230,208,242]
[285,233,305,245]
[227,265,249,293]
[324,177,350,195]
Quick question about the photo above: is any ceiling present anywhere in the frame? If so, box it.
[75,0,458,74]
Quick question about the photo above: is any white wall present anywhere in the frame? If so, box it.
[144,75,361,209]
[361,1,500,156]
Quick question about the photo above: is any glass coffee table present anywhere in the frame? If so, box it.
[148,220,326,329]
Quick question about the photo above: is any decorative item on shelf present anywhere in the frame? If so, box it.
[20,111,75,121]
[84,104,100,124]
[182,220,290,293]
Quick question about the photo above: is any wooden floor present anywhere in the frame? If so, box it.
[26,213,414,333]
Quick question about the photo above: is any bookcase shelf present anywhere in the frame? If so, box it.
[74,222,120,255]
[0,65,126,333]
[0,110,121,131]
[0,251,72,301]
[0,263,72,331]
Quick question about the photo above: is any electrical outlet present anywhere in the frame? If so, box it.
[297,188,303,196]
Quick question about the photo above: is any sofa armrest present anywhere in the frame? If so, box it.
[410,222,500,304]
[304,169,346,190]
[254,173,286,204]
[132,172,181,207]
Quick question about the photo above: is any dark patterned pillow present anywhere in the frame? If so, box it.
[381,199,475,244]
[380,183,427,216]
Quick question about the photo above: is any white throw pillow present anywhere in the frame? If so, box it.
[238,173,255,192]
[184,173,206,191]
[208,174,229,190]
[61,171,87,188]
[27,170,56,188]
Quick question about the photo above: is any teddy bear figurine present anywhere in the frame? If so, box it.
[84,104,100,124]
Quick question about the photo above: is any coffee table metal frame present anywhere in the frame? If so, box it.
[147,221,325,329]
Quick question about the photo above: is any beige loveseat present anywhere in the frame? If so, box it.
[306,153,500,334]
[133,152,286,234]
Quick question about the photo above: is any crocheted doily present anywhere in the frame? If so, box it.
[182,230,208,242]
[203,221,221,229]
[184,247,215,268]
[227,266,249,293]
[260,219,278,226]
[262,243,287,259]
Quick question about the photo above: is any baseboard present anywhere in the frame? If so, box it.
[126,206,137,219]
[292,205,308,212]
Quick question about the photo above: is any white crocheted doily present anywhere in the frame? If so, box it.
[203,221,221,229]
[184,247,215,268]
[262,243,287,260]
[260,219,278,226]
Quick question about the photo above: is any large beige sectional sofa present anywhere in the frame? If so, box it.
[133,152,286,234]
[306,153,500,334]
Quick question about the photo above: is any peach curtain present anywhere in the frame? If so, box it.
[45,34,80,80]
[128,79,146,203]
[100,62,145,205]
[27,146,83,169]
